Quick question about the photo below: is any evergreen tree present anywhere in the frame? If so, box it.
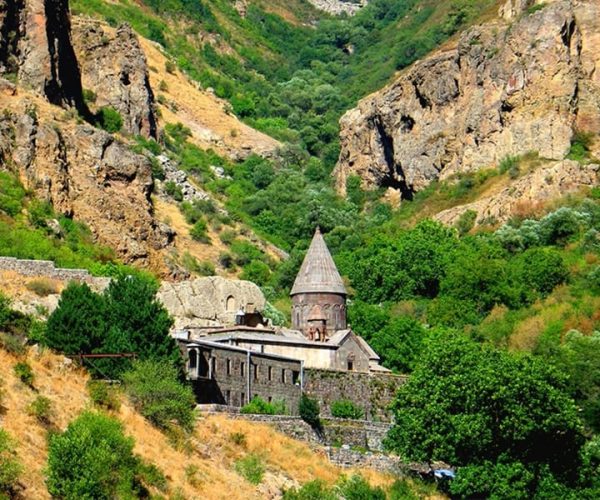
[45,282,105,355]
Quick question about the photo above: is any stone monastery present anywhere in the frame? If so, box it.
[176,228,403,420]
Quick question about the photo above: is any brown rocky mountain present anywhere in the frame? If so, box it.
[0,0,172,270]
[0,1,279,273]
[334,0,599,223]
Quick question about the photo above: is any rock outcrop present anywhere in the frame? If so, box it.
[0,0,87,112]
[72,20,157,138]
[306,0,368,16]
[334,0,600,199]
[435,160,599,227]
[0,98,172,266]
[157,277,266,329]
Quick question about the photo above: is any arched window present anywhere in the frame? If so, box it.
[226,295,236,312]
[189,349,198,376]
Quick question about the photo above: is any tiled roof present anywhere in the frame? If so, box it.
[290,227,347,295]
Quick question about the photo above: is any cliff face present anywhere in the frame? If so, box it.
[0,95,173,266]
[334,0,600,199]
[71,20,157,138]
[0,1,169,267]
[0,0,87,111]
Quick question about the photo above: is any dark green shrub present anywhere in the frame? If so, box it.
[330,399,364,420]
[164,181,183,201]
[234,453,265,485]
[218,252,235,269]
[123,360,196,431]
[229,432,247,447]
[0,429,23,495]
[455,209,477,236]
[299,394,321,430]
[27,395,52,424]
[96,107,123,133]
[87,380,121,411]
[14,362,34,387]
[337,474,386,500]
[241,396,286,415]
[165,60,176,74]
[46,412,140,499]
[189,219,210,243]
[567,131,594,163]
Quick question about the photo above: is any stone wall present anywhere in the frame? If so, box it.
[188,343,302,413]
[0,257,110,288]
[325,446,403,473]
[303,369,406,422]
[197,405,392,452]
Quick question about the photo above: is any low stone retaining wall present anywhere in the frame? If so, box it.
[197,405,392,451]
[326,446,403,473]
[0,257,110,288]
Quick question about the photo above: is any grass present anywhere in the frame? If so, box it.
[0,348,395,498]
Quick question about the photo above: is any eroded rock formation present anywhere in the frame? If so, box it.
[72,20,157,138]
[0,1,170,267]
[334,0,600,198]
[0,0,87,112]
[435,160,599,227]
[0,98,172,266]
[158,277,266,329]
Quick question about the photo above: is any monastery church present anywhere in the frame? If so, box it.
[177,228,398,417]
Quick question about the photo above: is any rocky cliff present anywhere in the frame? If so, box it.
[334,0,600,201]
[71,20,157,138]
[0,1,171,268]
[0,94,173,266]
[0,0,87,112]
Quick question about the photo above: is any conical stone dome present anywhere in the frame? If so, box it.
[290,227,347,296]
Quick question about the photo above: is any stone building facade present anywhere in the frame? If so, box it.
[184,339,303,413]
[179,228,404,420]
[290,228,347,337]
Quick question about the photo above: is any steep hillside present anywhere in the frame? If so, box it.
[0,347,395,498]
[334,0,600,223]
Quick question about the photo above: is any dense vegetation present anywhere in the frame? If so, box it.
[46,411,166,499]
[44,275,179,379]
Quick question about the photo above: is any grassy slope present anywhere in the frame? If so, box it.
[0,347,395,499]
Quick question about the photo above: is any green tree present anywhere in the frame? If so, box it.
[123,360,196,431]
[370,317,428,373]
[240,259,271,286]
[386,332,585,497]
[46,412,140,499]
[45,282,106,355]
[299,394,321,430]
[103,276,178,370]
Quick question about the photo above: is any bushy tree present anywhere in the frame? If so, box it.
[123,360,196,431]
[46,412,140,499]
[370,317,428,373]
[45,282,106,355]
[44,276,178,379]
[386,332,585,497]
[299,394,321,430]
[0,429,23,496]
